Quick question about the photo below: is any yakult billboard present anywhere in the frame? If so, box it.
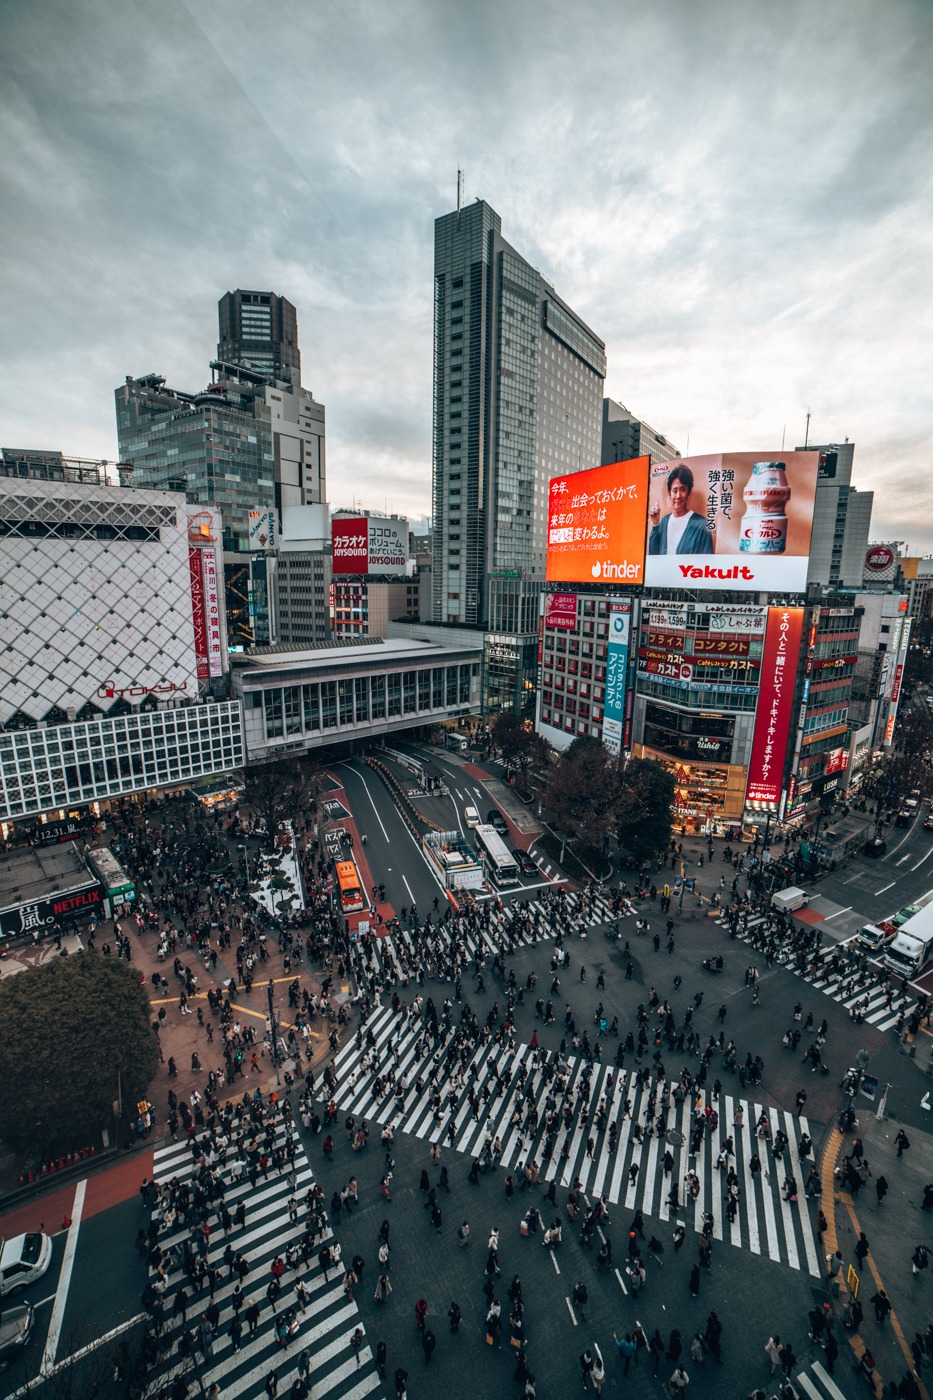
[332,514,408,575]
[546,457,649,585]
[645,451,819,593]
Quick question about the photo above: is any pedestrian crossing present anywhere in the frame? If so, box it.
[794,1356,850,1400]
[327,1004,822,1278]
[352,889,633,985]
[148,1128,382,1400]
[713,912,916,1031]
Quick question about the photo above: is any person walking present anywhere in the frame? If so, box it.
[579,1349,594,1389]
[422,1328,436,1364]
[349,1327,364,1367]
[895,1129,911,1158]
[855,1232,870,1268]
[765,1335,781,1375]
[871,1289,892,1324]
[668,1363,689,1396]
[876,1175,889,1206]
[779,1341,796,1377]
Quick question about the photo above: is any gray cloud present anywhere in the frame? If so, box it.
[0,0,930,542]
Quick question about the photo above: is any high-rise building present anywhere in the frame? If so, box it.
[116,295,325,647]
[803,442,873,589]
[432,199,606,633]
[217,290,300,385]
[600,399,680,468]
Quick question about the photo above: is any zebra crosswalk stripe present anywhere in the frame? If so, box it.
[148,1129,381,1400]
[714,914,915,1029]
[328,1012,820,1276]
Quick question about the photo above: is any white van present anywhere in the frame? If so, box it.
[464,805,480,828]
[772,887,808,913]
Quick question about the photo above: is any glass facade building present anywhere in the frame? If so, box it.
[432,200,605,631]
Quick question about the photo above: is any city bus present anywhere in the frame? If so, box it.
[335,860,364,913]
[86,847,136,917]
[474,824,519,888]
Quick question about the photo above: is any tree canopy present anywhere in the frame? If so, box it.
[242,754,323,849]
[543,740,621,859]
[615,757,675,864]
[492,713,549,794]
[0,954,159,1159]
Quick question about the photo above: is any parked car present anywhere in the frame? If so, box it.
[0,1302,34,1369]
[0,1234,52,1297]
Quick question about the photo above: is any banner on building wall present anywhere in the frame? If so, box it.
[602,600,631,756]
[544,593,577,631]
[201,548,223,678]
[706,606,767,634]
[189,547,209,680]
[546,457,649,585]
[884,618,911,746]
[744,606,805,807]
[645,452,819,593]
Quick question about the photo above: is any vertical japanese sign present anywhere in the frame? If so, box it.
[201,548,223,678]
[189,547,209,680]
[745,606,804,806]
[602,600,631,757]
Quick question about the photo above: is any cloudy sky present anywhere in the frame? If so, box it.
[1,0,931,545]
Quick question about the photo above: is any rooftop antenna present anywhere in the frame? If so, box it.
[804,408,811,448]
[457,168,463,225]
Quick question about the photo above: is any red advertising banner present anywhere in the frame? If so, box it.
[332,517,369,574]
[890,663,904,705]
[745,606,804,806]
[544,593,578,630]
[189,546,209,680]
[201,548,223,678]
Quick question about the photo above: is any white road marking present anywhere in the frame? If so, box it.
[874,881,896,896]
[822,907,852,920]
[340,764,390,841]
[41,1179,86,1372]
[565,1297,578,1325]
[912,847,933,871]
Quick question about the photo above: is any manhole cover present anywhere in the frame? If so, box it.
[666,1128,685,1146]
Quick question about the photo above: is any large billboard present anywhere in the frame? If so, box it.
[745,606,805,807]
[602,600,631,756]
[645,452,819,592]
[332,514,408,575]
[546,457,649,585]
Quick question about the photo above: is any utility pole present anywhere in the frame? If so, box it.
[267,979,281,1086]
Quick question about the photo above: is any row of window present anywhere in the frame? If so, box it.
[247,666,476,740]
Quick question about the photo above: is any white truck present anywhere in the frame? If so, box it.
[885,902,933,979]
[772,886,808,913]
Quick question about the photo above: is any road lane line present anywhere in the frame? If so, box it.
[41,1179,86,1373]
[822,907,852,920]
[912,847,933,871]
[340,763,390,841]
[874,881,896,896]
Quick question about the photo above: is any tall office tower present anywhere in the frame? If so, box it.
[803,442,873,589]
[432,199,606,633]
[601,399,680,468]
[116,295,325,646]
[217,290,301,385]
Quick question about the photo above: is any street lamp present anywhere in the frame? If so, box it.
[266,979,281,1087]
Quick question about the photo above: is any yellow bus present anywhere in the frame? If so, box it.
[335,860,364,913]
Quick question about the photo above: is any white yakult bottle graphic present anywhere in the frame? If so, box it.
[739,460,791,553]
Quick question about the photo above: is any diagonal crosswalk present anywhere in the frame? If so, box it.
[326,1005,821,1277]
[712,912,916,1031]
[794,1356,852,1400]
[148,1127,382,1400]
